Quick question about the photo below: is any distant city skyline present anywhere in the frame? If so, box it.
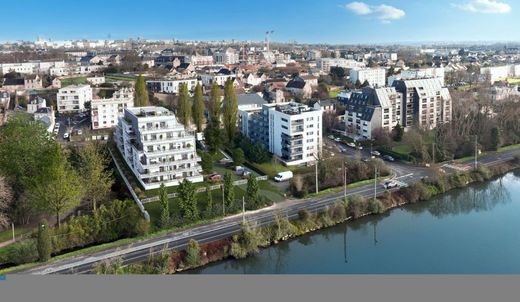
[1,0,518,44]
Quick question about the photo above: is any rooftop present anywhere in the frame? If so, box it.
[274,102,319,115]
[127,106,173,118]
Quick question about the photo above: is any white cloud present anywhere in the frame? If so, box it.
[344,2,405,22]
[454,0,511,14]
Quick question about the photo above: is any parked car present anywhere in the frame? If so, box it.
[346,142,356,148]
[382,155,395,162]
[208,174,222,182]
[334,137,341,142]
[242,171,251,178]
[383,181,399,189]
[63,132,69,140]
[328,135,335,140]
[357,145,363,150]
[76,129,83,135]
[371,150,381,157]
[339,146,347,153]
[274,171,293,182]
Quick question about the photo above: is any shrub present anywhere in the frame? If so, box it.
[184,239,201,267]
[368,199,384,214]
[6,239,38,265]
[348,195,366,218]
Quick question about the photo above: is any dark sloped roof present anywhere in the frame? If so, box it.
[3,78,24,86]
[237,93,267,106]
[286,79,306,89]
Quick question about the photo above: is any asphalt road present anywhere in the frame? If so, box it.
[19,146,520,275]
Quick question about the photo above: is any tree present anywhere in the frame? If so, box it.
[205,184,213,217]
[490,127,501,151]
[233,148,245,167]
[37,219,51,262]
[134,75,149,107]
[0,175,13,229]
[28,145,84,227]
[200,153,214,174]
[77,143,114,211]
[224,172,235,210]
[246,174,259,207]
[177,178,198,220]
[158,184,169,228]
[185,239,200,267]
[392,123,404,142]
[222,79,238,142]
[192,83,205,132]
[176,83,192,128]
[204,83,223,153]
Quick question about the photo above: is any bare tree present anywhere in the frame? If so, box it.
[0,175,13,229]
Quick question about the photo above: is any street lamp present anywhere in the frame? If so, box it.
[343,161,347,202]
[221,183,225,216]
[313,154,319,194]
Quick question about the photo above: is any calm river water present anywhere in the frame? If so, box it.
[190,171,520,274]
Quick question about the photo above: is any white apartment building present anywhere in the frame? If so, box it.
[239,102,322,166]
[200,72,236,87]
[388,67,445,86]
[0,60,65,75]
[27,96,47,114]
[305,50,322,61]
[114,106,203,189]
[316,58,365,73]
[350,68,386,88]
[57,84,92,113]
[213,48,239,65]
[91,88,134,130]
[146,78,199,94]
[480,64,520,83]
[344,87,404,140]
[190,55,214,66]
[87,76,106,85]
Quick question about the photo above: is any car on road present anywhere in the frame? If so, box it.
[382,155,395,162]
[362,158,370,162]
[334,137,341,142]
[242,171,251,178]
[371,150,381,157]
[383,181,399,189]
[274,171,293,182]
[63,132,69,140]
[346,142,356,148]
[339,146,347,153]
[76,129,83,135]
[357,145,363,150]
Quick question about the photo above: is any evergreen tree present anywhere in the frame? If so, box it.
[233,148,245,167]
[176,83,192,128]
[134,75,149,107]
[200,153,214,174]
[208,82,221,124]
[185,239,200,267]
[177,178,198,220]
[246,174,259,208]
[222,79,238,142]
[392,123,404,142]
[159,184,169,228]
[205,184,213,218]
[37,219,51,262]
[224,172,235,210]
[204,82,223,153]
[490,127,501,151]
[192,83,205,132]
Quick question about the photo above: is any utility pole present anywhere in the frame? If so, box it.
[11,222,15,242]
[343,161,347,202]
[314,154,319,194]
[242,196,245,223]
[222,183,225,216]
[432,142,435,165]
[474,135,478,170]
[373,166,378,203]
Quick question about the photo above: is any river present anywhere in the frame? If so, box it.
[189,170,520,274]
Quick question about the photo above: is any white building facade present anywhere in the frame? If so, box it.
[57,84,92,113]
[350,68,386,87]
[115,106,203,190]
[91,88,134,130]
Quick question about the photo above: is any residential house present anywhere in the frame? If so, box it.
[27,96,47,113]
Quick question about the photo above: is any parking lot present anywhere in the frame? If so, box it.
[54,111,91,142]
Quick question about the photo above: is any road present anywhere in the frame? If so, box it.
[18,146,520,275]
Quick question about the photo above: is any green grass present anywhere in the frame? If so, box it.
[249,161,312,178]
[60,76,87,87]
[329,87,342,98]
[392,144,413,156]
[498,143,520,152]
[105,74,137,82]
[0,227,31,244]
[507,78,520,84]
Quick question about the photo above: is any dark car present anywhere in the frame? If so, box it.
[382,155,395,162]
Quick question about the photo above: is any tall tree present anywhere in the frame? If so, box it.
[246,174,259,207]
[205,184,213,218]
[177,178,198,220]
[392,123,404,142]
[0,175,13,229]
[134,75,149,107]
[233,148,245,167]
[176,83,192,128]
[222,79,238,142]
[223,172,235,210]
[204,82,223,153]
[185,239,201,267]
[37,219,51,262]
[29,145,84,227]
[159,184,169,228]
[77,143,114,211]
[192,83,205,132]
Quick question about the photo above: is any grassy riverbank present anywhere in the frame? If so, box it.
[95,159,520,274]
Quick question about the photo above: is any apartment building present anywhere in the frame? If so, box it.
[27,96,47,114]
[238,102,322,166]
[349,68,386,87]
[115,106,203,190]
[190,55,214,66]
[480,64,520,83]
[200,69,236,87]
[388,67,445,86]
[392,78,452,129]
[57,84,92,113]
[213,48,239,65]
[316,58,365,73]
[344,87,404,140]
[0,60,65,75]
[91,88,134,130]
[146,77,199,94]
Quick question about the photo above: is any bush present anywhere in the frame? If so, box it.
[6,239,38,265]
[348,195,367,218]
[185,239,201,267]
[368,199,384,214]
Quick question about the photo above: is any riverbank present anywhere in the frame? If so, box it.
[96,159,520,274]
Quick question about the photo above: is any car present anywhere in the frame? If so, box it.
[334,137,341,142]
[362,158,370,162]
[242,171,251,178]
[328,135,335,139]
[339,147,347,153]
[346,142,356,148]
[382,155,395,162]
[383,181,399,189]
[371,151,381,157]
[63,133,69,140]
[274,171,293,182]
[77,129,83,135]
[357,145,363,150]
[207,174,222,182]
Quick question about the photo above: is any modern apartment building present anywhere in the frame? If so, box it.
[213,48,239,65]
[56,84,92,113]
[146,77,199,94]
[316,58,365,73]
[238,102,322,166]
[392,78,452,129]
[349,68,386,87]
[388,67,445,86]
[344,87,404,140]
[91,88,134,130]
[114,106,202,190]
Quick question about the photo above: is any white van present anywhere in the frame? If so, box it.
[274,171,293,182]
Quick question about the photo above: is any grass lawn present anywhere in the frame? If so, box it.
[329,87,342,98]
[61,76,87,87]
[250,161,313,178]
[0,227,32,243]
[105,74,137,82]
[392,144,413,156]
[507,78,520,84]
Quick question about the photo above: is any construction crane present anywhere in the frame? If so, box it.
[265,30,274,51]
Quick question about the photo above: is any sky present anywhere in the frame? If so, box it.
[1,0,518,44]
